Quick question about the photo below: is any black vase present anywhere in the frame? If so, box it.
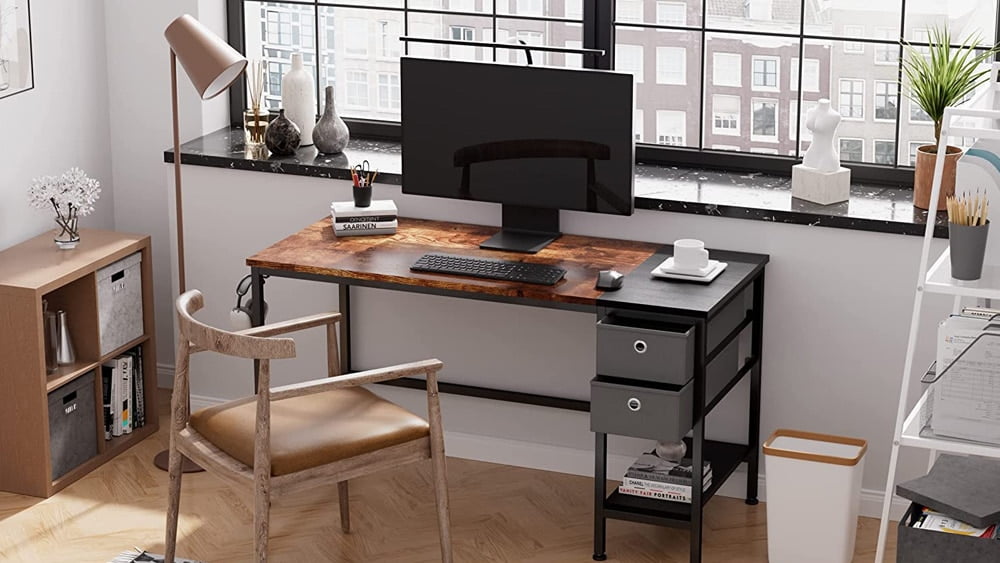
[264,109,301,156]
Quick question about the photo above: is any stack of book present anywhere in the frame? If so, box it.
[617,452,712,503]
[330,200,397,236]
[101,345,147,440]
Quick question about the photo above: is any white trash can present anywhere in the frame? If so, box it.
[763,429,867,563]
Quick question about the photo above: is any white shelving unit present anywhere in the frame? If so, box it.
[874,106,1000,562]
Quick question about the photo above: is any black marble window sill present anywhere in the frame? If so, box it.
[165,126,947,239]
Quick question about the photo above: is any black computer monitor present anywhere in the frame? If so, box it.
[401,57,634,253]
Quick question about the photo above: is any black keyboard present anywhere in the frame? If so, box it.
[411,253,567,286]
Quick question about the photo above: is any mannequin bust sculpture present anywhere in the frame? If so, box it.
[791,98,851,205]
[801,99,841,173]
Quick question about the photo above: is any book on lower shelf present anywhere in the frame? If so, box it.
[624,453,712,485]
[101,345,147,440]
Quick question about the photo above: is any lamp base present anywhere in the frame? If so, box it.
[153,450,205,473]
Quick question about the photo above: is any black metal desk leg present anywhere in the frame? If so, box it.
[251,268,265,392]
[593,432,608,561]
[690,319,707,563]
[338,284,352,374]
[746,274,765,505]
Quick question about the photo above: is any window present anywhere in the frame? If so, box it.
[616,44,644,83]
[908,141,929,166]
[378,72,400,110]
[910,101,932,123]
[790,58,819,92]
[656,110,686,146]
[378,20,401,59]
[237,0,999,179]
[874,81,897,121]
[656,1,686,26]
[790,100,816,143]
[751,98,777,142]
[450,26,476,61]
[712,95,740,136]
[875,27,897,64]
[345,18,368,58]
[516,0,543,16]
[713,53,741,87]
[745,0,773,21]
[345,70,369,107]
[751,56,779,90]
[839,79,864,119]
[843,25,864,53]
[874,140,895,165]
[617,0,643,24]
[656,47,686,85]
[635,109,644,142]
[839,138,864,162]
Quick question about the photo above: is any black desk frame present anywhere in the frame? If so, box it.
[249,257,765,563]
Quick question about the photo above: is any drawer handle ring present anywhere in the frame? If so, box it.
[627,397,641,412]
[633,340,647,354]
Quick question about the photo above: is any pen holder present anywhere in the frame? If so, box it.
[949,220,990,281]
[353,185,372,208]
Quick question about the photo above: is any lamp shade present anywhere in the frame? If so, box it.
[165,14,247,100]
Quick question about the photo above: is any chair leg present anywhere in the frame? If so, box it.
[254,483,270,562]
[338,480,351,533]
[430,451,453,563]
[164,442,184,563]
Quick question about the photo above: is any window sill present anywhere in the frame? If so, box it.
[164,126,947,239]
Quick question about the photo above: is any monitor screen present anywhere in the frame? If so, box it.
[401,57,635,216]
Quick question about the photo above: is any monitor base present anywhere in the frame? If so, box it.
[480,230,562,254]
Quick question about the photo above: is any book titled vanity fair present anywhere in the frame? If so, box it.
[330,200,397,236]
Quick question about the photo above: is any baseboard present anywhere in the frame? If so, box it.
[180,388,910,520]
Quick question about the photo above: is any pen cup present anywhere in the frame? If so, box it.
[353,185,372,207]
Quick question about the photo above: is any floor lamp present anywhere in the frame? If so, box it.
[153,14,247,472]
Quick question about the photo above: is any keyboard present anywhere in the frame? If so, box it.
[411,253,567,286]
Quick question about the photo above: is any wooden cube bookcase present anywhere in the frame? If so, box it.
[0,229,158,497]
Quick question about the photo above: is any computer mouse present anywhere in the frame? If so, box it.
[596,269,624,290]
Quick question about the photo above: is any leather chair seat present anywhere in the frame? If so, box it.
[190,386,430,476]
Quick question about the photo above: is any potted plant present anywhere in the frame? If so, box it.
[901,26,1000,210]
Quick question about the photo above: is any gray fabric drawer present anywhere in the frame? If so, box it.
[596,315,694,385]
[97,252,143,355]
[707,287,748,355]
[590,378,693,441]
[897,503,1000,562]
[48,371,98,480]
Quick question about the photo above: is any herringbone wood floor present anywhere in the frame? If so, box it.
[0,391,895,562]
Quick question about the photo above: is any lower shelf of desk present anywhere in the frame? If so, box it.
[602,439,750,526]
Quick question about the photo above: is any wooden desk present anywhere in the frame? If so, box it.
[247,216,769,563]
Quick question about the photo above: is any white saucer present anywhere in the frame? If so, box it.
[652,261,728,283]
[655,257,718,277]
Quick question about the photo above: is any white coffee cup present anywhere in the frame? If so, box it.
[673,239,709,270]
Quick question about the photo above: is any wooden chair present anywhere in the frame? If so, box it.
[164,290,452,562]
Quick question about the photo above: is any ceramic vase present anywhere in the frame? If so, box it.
[281,53,315,146]
[914,145,962,210]
[313,86,350,154]
[264,109,301,156]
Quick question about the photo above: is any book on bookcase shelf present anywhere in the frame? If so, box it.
[101,345,147,440]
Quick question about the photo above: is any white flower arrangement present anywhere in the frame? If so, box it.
[27,167,101,247]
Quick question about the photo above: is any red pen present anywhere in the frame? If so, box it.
[351,170,359,187]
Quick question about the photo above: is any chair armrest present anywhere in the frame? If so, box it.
[269,359,443,401]
[237,312,341,338]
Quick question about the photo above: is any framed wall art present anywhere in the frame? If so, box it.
[0,0,33,100]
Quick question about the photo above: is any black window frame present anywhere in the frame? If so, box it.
[226,0,1000,187]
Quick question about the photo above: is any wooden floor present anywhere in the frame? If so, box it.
[0,391,895,562]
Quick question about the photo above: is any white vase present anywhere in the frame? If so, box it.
[281,53,316,146]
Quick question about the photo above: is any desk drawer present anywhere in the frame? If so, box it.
[590,378,692,442]
[596,315,694,385]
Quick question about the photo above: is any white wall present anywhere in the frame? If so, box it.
[176,163,951,517]
[103,0,228,364]
[0,0,115,248]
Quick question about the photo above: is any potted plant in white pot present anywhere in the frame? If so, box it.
[902,26,1000,210]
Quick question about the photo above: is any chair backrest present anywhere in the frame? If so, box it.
[176,290,296,360]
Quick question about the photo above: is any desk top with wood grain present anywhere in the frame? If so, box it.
[247,217,768,315]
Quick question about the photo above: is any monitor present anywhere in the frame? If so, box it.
[401,57,635,253]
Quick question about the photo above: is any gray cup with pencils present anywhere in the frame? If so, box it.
[351,160,377,207]
[947,192,990,281]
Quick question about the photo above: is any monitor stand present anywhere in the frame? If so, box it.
[480,205,561,254]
